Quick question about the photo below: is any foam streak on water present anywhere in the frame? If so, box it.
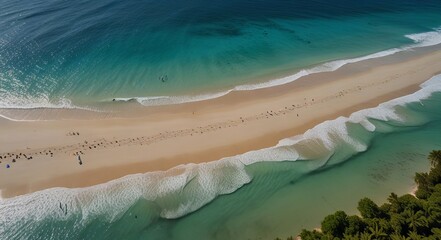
[111,27,441,107]
[2,0,441,113]
[1,74,441,239]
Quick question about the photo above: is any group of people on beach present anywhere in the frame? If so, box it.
[1,152,37,169]
[67,132,80,136]
[0,95,321,170]
[0,82,370,171]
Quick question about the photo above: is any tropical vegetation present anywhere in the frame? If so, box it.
[275,150,441,240]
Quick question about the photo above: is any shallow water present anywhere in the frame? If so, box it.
[1,0,441,108]
[165,123,438,240]
[2,1,441,239]
[106,93,441,240]
[2,76,441,240]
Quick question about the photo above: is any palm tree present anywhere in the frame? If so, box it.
[388,193,399,203]
[431,228,441,236]
[404,209,428,233]
[429,150,441,167]
[343,233,359,240]
[388,193,401,213]
[359,232,372,240]
[368,222,388,239]
[407,231,421,240]
[414,173,429,187]
[414,172,431,199]
[390,233,409,240]
[425,205,441,220]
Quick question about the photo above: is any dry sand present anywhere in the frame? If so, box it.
[1,46,441,198]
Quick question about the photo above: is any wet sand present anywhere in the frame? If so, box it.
[1,45,441,198]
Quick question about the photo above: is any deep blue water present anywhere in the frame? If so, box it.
[1,0,441,108]
[2,1,441,239]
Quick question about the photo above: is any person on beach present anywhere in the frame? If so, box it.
[78,155,83,165]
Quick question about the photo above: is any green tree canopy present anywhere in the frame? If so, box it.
[277,150,441,240]
[429,150,441,168]
[345,215,366,236]
[358,198,383,219]
[321,211,349,238]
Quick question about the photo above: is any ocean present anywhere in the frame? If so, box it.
[1,0,441,109]
[2,75,441,239]
[2,0,441,239]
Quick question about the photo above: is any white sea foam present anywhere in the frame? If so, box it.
[110,90,232,106]
[0,159,252,232]
[0,73,97,114]
[0,91,72,109]
[112,27,441,107]
[2,28,441,111]
[421,72,441,88]
[0,98,102,122]
[2,28,441,236]
[406,27,441,47]
[1,74,441,236]
[0,85,104,121]
[1,29,441,238]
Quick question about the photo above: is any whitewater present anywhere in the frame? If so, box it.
[99,28,441,106]
[1,73,441,239]
[1,27,441,113]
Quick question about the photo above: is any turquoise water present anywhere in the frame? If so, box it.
[1,0,441,108]
[153,124,437,240]
[168,121,441,240]
[2,76,441,239]
[3,1,441,239]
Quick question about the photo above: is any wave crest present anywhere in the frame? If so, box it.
[2,74,441,239]
[110,27,441,107]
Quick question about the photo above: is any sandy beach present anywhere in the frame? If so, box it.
[1,46,441,199]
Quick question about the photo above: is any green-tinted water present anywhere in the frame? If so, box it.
[1,0,441,108]
[166,122,439,239]
[2,78,441,240]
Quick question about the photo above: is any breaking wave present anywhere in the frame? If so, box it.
[1,74,441,239]
[110,27,441,106]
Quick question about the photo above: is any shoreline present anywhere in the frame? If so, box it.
[2,40,441,121]
[1,45,441,198]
